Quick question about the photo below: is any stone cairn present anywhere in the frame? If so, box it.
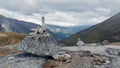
[102,40,109,45]
[76,38,85,47]
[18,16,60,56]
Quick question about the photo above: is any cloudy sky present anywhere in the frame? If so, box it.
[0,0,120,27]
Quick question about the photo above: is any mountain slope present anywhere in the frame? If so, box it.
[63,12,120,46]
[0,15,65,40]
[0,15,39,34]
[47,24,74,40]
[47,24,91,40]
[68,25,91,32]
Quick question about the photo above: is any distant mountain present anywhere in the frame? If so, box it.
[0,15,62,40]
[47,24,74,40]
[47,24,90,40]
[0,15,39,34]
[63,12,120,46]
[68,25,91,32]
[0,15,91,41]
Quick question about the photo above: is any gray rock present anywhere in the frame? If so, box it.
[0,52,45,68]
[106,48,120,56]
[109,58,120,68]
[18,32,60,56]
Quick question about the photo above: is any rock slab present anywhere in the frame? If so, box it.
[0,52,45,68]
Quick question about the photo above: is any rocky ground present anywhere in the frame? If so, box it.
[0,44,120,68]
[0,52,45,68]
[61,45,120,68]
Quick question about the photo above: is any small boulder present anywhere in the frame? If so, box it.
[52,53,71,61]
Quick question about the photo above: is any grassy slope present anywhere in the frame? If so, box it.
[0,32,27,46]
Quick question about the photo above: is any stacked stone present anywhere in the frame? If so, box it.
[76,38,85,46]
[102,40,109,45]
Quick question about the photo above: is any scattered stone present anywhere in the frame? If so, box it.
[53,53,71,61]
[45,51,93,68]
[8,56,14,60]
[64,53,71,60]
[53,54,65,61]
[110,58,120,68]
[106,48,120,56]
[93,57,106,65]
[104,60,110,65]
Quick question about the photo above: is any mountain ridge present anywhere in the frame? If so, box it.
[0,15,91,40]
[0,15,63,40]
[63,12,120,46]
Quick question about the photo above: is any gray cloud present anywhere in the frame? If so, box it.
[0,0,120,26]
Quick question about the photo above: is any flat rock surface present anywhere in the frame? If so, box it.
[61,45,120,55]
[0,52,45,68]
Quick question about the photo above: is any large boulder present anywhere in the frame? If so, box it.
[18,32,60,56]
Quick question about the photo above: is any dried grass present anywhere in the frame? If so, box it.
[0,32,27,46]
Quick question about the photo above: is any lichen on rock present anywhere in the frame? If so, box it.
[18,32,60,56]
